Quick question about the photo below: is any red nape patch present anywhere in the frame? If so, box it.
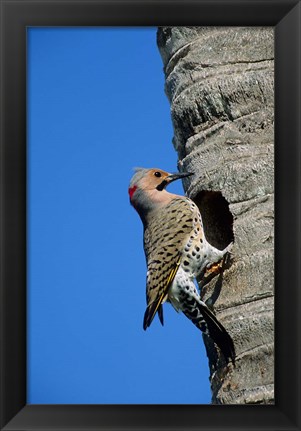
[128,185,137,200]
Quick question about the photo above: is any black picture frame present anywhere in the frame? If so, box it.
[0,0,300,430]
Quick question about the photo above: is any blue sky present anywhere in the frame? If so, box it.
[27,27,211,404]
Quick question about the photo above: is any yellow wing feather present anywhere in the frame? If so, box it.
[143,258,181,329]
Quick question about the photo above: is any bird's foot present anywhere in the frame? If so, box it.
[205,261,224,277]
[200,245,233,288]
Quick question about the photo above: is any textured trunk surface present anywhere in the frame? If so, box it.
[157,27,274,404]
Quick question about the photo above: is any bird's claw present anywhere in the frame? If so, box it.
[223,241,233,255]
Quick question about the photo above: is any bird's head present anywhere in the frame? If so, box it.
[128,167,193,220]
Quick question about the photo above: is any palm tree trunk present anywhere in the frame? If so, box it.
[157,27,274,404]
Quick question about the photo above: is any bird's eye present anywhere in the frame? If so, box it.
[154,171,162,178]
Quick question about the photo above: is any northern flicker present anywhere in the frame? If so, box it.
[129,167,235,364]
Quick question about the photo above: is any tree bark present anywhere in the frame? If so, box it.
[157,27,274,404]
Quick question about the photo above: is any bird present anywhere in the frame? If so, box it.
[128,167,235,364]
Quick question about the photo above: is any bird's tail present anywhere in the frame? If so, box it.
[183,298,235,365]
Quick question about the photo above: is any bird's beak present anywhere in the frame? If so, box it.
[166,171,194,183]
